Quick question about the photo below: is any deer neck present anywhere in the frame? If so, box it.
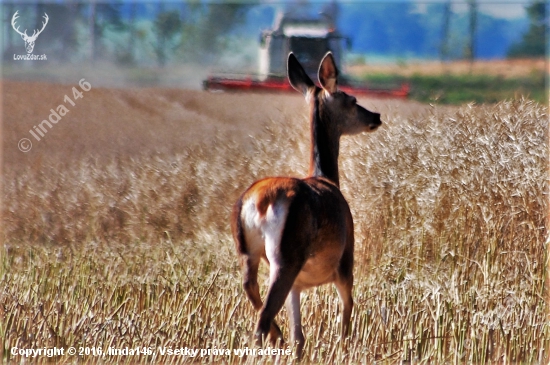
[308,90,341,187]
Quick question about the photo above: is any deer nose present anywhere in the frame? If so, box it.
[371,113,382,130]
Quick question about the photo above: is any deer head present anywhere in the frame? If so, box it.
[11,11,49,54]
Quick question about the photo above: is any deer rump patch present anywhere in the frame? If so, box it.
[239,177,350,287]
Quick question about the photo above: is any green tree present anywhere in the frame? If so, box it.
[508,1,547,58]
[89,2,125,61]
[439,0,452,61]
[153,9,182,67]
[464,0,478,63]
[179,3,250,63]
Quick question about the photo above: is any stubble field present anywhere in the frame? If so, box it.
[1,79,548,363]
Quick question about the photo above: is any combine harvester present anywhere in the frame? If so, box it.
[203,10,409,98]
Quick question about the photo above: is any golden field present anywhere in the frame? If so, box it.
[1,79,548,363]
[347,58,547,79]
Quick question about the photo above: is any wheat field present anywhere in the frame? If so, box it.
[347,58,547,79]
[1,80,548,363]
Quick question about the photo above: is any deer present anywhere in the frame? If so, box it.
[11,11,49,54]
[230,52,381,358]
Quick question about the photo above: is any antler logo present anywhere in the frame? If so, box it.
[11,11,49,54]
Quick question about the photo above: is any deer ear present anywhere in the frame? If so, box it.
[318,52,338,94]
[288,53,315,96]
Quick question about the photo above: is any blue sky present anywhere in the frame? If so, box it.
[444,1,529,19]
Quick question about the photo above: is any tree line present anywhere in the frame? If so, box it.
[3,2,250,66]
[2,1,545,67]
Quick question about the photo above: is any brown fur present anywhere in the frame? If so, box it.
[243,177,298,218]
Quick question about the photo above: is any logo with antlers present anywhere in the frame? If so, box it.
[11,11,49,54]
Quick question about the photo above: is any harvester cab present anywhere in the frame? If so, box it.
[258,11,349,81]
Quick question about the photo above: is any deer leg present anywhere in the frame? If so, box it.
[255,263,301,346]
[285,287,305,358]
[334,276,353,338]
[334,244,354,338]
[240,255,283,340]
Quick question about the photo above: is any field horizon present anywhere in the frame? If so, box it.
[2,79,548,363]
[347,58,547,79]
[3,57,547,105]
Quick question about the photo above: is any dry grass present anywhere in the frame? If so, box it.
[347,58,547,79]
[1,80,548,363]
